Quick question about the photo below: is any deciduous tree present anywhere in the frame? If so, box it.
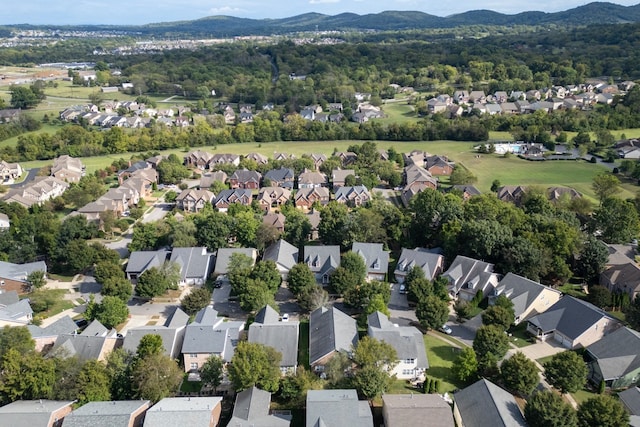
[544,351,587,394]
[500,352,539,395]
[452,347,478,383]
[525,391,578,427]
[578,395,629,427]
[181,287,212,315]
[228,341,282,392]
[416,295,449,330]
[200,355,224,391]
[131,353,183,403]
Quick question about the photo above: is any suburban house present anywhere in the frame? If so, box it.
[184,150,214,169]
[441,255,499,301]
[263,239,299,280]
[526,296,619,349]
[352,242,389,282]
[123,307,189,360]
[404,164,438,190]
[453,379,527,427]
[548,186,582,203]
[228,386,291,427]
[27,315,77,352]
[306,210,321,240]
[585,326,640,389]
[257,187,292,211]
[3,176,69,208]
[306,389,373,427]
[334,151,358,166]
[62,400,151,427]
[263,212,286,233]
[0,160,22,181]
[143,397,223,427]
[209,153,240,167]
[199,171,227,189]
[382,394,454,427]
[169,247,214,286]
[600,244,640,301]
[51,155,84,183]
[496,185,528,205]
[490,272,563,324]
[449,185,482,200]
[331,169,356,188]
[334,185,371,207]
[0,259,47,294]
[76,198,125,221]
[308,153,327,170]
[304,245,341,285]
[229,169,262,189]
[298,169,327,188]
[309,306,358,369]
[394,248,444,283]
[0,399,75,427]
[175,189,215,212]
[50,320,119,362]
[213,248,257,276]
[214,189,253,212]
[181,306,245,371]
[618,387,640,421]
[264,167,295,188]
[425,155,454,176]
[0,290,33,326]
[294,187,330,210]
[245,152,269,165]
[400,183,431,208]
[249,305,299,375]
[367,311,429,380]
[125,250,169,284]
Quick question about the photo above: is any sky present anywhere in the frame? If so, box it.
[2,0,639,26]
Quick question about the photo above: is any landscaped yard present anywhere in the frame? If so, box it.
[423,333,466,393]
[508,323,534,348]
[179,373,202,393]
[27,289,74,320]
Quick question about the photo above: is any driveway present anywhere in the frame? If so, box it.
[510,339,566,362]
[141,202,172,223]
[388,283,417,326]
[7,167,40,188]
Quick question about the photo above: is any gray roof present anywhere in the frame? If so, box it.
[450,185,482,197]
[27,315,77,338]
[123,307,189,359]
[254,305,280,324]
[527,296,613,339]
[213,248,257,275]
[352,242,389,277]
[586,327,640,381]
[309,306,358,366]
[229,386,290,427]
[304,245,340,277]
[306,389,373,427]
[0,289,19,305]
[382,394,454,427]
[334,185,370,202]
[230,169,262,183]
[143,397,222,427]
[63,400,151,427]
[367,311,429,369]
[0,260,47,281]
[0,399,75,427]
[606,243,637,265]
[494,272,562,320]
[620,387,640,415]
[0,298,33,323]
[249,306,299,367]
[125,250,169,274]
[81,319,109,337]
[214,188,253,206]
[331,169,356,183]
[169,247,213,282]
[264,167,294,183]
[51,334,110,361]
[263,240,299,274]
[601,262,640,293]
[395,248,444,281]
[182,307,244,361]
[442,255,496,294]
[454,379,527,427]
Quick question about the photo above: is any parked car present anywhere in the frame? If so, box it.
[281,313,290,322]
[440,324,453,335]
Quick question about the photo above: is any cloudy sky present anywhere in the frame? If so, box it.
[3,0,638,26]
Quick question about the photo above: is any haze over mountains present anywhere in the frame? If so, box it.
[6,2,640,37]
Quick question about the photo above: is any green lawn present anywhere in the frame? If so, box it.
[571,387,598,405]
[508,323,534,348]
[378,102,418,125]
[27,289,74,319]
[298,319,310,369]
[47,272,76,282]
[423,333,466,393]
[536,354,555,366]
[179,374,202,393]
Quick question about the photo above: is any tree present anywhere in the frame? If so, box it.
[136,262,181,298]
[131,353,183,403]
[0,349,56,404]
[278,366,317,407]
[473,325,510,362]
[592,173,621,204]
[353,336,397,371]
[491,179,501,192]
[544,351,588,394]
[452,347,478,383]
[416,295,449,330]
[282,209,312,248]
[228,341,282,392]
[500,352,539,395]
[228,253,255,294]
[156,154,190,184]
[331,251,366,296]
[200,355,224,391]
[255,223,281,252]
[0,325,35,360]
[137,334,164,359]
[181,288,212,315]
[101,276,133,303]
[450,166,478,185]
[85,295,129,329]
[318,202,349,246]
[76,360,112,404]
[251,260,281,294]
[287,263,316,296]
[105,348,134,400]
[27,270,46,290]
[353,365,392,400]
[298,285,329,312]
[578,395,629,427]
[576,237,609,283]
[592,197,640,244]
[482,305,514,331]
[525,391,579,427]
[94,261,124,284]
[588,285,612,309]
[9,85,39,109]
[324,351,352,386]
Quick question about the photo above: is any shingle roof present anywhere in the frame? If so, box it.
[63,401,151,427]
[264,167,294,183]
[395,248,444,281]
[382,394,454,427]
[228,386,290,427]
[263,240,299,274]
[454,379,527,427]
[213,248,257,275]
[0,260,47,281]
[619,387,640,415]
[169,247,213,282]
[309,306,358,366]
[527,296,613,339]
[352,242,389,277]
[249,306,299,367]
[27,315,77,338]
[442,255,496,295]
[0,298,32,323]
[182,307,244,360]
[367,311,429,369]
[125,250,169,274]
[306,389,373,427]
[304,246,340,277]
[143,397,222,427]
[0,400,75,427]
[586,326,640,381]
[494,272,562,320]
[123,307,189,359]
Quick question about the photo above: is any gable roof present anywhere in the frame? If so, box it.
[306,389,373,427]
[304,246,340,276]
[309,306,358,366]
[230,168,262,183]
[0,399,75,427]
[494,272,562,320]
[123,307,189,358]
[125,250,169,274]
[586,326,640,381]
[601,262,640,294]
[382,394,454,427]
[334,186,370,202]
[352,242,389,276]
[27,315,77,339]
[249,306,300,367]
[264,167,294,183]
[182,307,244,360]
[169,247,213,282]
[229,386,290,427]
[367,311,429,369]
[263,240,299,272]
[213,248,257,275]
[63,400,151,427]
[0,298,33,324]
[0,260,47,281]
[442,255,496,294]
[395,248,444,281]
[331,169,356,183]
[619,387,640,416]
[527,296,614,339]
[143,397,222,427]
[215,188,253,206]
[454,379,527,427]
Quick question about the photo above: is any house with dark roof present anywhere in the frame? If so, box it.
[307,153,327,170]
[548,186,581,203]
[453,379,527,427]
[449,185,482,200]
[263,239,299,280]
[619,387,640,419]
[229,169,262,190]
[264,167,295,189]
[0,399,75,427]
[309,306,358,369]
[249,305,299,375]
[199,171,227,190]
[334,185,371,207]
[526,296,619,349]
[394,248,444,283]
[0,290,33,326]
[601,261,640,302]
[586,326,640,389]
[123,307,189,360]
[213,248,257,276]
[304,245,340,285]
[404,164,438,189]
[352,242,389,282]
[50,319,119,362]
[245,152,269,165]
[169,247,214,286]
[228,386,290,427]
[125,250,169,284]
[208,153,240,168]
[382,394,454,427]
[62,400,151,427]
[306,389,373,427]
[367,311,429,380]
[294,187,330,210]
[496,185,528,205]
[181,306,245,371]
[490,272,562,324]
[143,397,222,427]
[214,189,253,212]
[27,315,77,352]
[442,255,499,301]
[425,155,454,176]
[263,212,286,233]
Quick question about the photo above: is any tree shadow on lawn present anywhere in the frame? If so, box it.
[427,344,465,391]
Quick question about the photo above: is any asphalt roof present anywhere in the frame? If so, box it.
[304,246,340,277]
[0,260,47,281]
[586,326,640,381]
[229,387,290,427]
[395,248,444,281]
[213,248,257,275]
[249,309,300,367]
[125,250,169,274]
[382,394,454,427]
[454,379,527,427]
[352,242,389,277]
[143,397,222,427]
[263,239,299,273]
[367,311,429,369]
[306,389,373,427]
[527,296,614,339]
[63,401,151,427]
[494,272,561,320]
[27,315,77,338]
[619,387,640,415]
[0,400,75,427]
[309,306,358,366]
[169,247,213,282]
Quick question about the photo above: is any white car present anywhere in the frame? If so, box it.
[281,313,289,322]
[440,324,453,335]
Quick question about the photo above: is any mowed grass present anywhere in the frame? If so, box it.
[423,333,466,393]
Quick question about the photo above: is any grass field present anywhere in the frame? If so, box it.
[423,334,466,393]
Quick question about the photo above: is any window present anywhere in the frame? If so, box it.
[190,362,198,370]
[404,358,415,364]
[190,353,197,358]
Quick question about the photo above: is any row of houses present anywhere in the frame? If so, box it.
[60,102,189,129]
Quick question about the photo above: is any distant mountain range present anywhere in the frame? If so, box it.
[8,2,640,37]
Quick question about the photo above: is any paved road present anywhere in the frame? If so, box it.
[141,202,172,223]
[388,283,417,326]
[7,168,40,188]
